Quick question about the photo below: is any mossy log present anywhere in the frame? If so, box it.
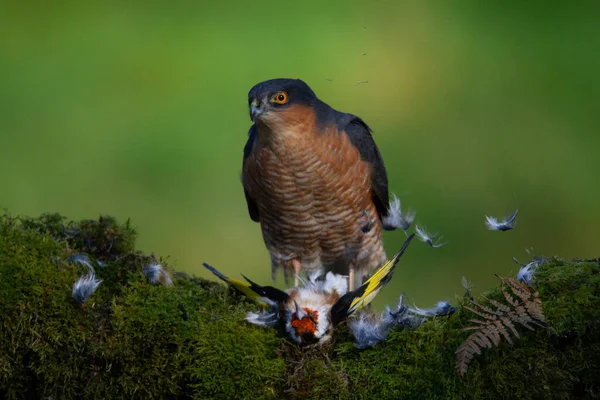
[1,213,599,399]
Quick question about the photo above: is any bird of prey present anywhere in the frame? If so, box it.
[242,78,412,290]
[203,233,415,345]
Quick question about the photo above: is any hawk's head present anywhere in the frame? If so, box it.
[247,78,321,129]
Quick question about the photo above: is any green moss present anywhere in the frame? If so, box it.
[1,213,599,399]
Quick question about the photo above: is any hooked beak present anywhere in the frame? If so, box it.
[249,99,263,122]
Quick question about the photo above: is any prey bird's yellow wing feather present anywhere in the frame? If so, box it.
[330,233,415,326]
[348,233,416,315]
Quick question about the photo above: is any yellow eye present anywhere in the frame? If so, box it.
[272,91,288,104]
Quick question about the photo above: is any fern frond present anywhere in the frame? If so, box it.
[499,315,520,339]
[466,319,488,326]
[498,276,546,324]
[501,276,533,303]
[455,274,547,378]
[482,295,511,313]
[469,300,497,316]
[464,303,495,320]
[492,319,513,344]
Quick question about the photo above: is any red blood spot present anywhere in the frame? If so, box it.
[291,308,319,335]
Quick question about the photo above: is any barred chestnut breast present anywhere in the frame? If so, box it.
[241,78,409,290]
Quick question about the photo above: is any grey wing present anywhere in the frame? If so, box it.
[338,113,391,225]
[242,125,260,222]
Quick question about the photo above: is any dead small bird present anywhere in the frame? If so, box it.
[203,234,415,345]
[485,209,518,231]
[414,224,445,248]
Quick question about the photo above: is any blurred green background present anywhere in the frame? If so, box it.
[1,1,599,309]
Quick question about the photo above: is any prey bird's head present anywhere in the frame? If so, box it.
[288,301,326,345]
[247,78,318,125]
[283,289,338,345]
